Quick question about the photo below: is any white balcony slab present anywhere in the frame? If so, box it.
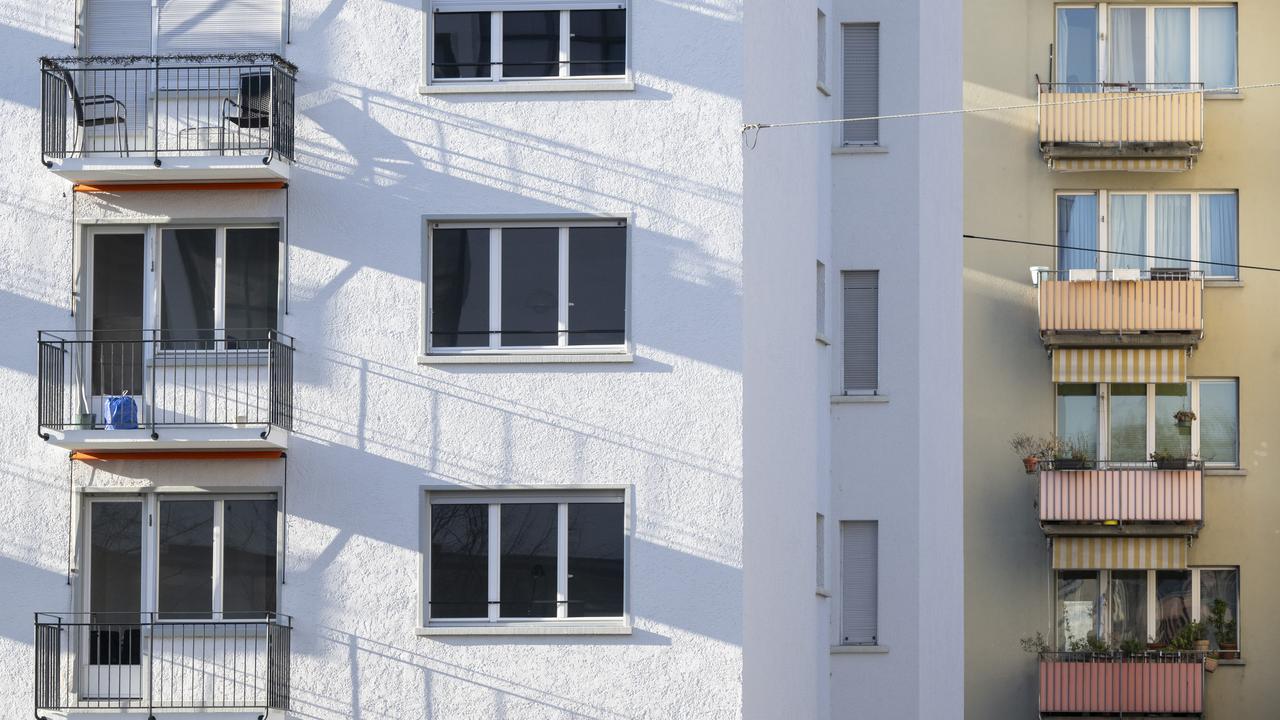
[42,425,289,452]
[48,156,290,184]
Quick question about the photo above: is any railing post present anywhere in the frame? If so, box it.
[149,329,158,440]
[152,61,160,167]
[146,613,155,720]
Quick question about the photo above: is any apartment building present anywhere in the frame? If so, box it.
[0,0,961,718]
[966,2,1276,718]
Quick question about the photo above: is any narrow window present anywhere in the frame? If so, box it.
[429,504,489,619]
[1055,570,1101,649]
[815,261,827,339]
[222,498,278,618]
[500,228,559,347]
[157,500,216,619]
[1200,568,1239,651]
[91,233,145,396]
[1109,571,1148,646]
[1199,7,1237,90]
[160,229,217,345]
[431,228,490,348]
[502,10,560,78]
[499,503,559,618]
[1154,383,1192,458]
[1108,384,1147,463]
[816,10,827,88]
[434,11,491,79]
[841,23,879,145]
[1156,570,1193,644]
[224,228,280,344]
[1199,194,1239,279]
[842,270,878,393]
[840,520,877,645]
[570,9,626,77]
[1056,384,1098,460]
[1056,7,1098,89]
[1056,194,1099,271]
[567,502,624,617]
[1199,380,1239,466]
[815,513,826,591]
[1109,7,1147,84]
[1154,195,1192,270]
[568,226,627,345]
[1108,194,1146,271]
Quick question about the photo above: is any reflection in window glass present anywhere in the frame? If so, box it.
[1200,569,1239,651]
[1110,570,1148,645]
[503,11,559,78]
[1057,384,1098,460]
[501,228,559,346]
[161,229,216,344]
[1057,195,1099,271]
[158,500,214,618]
[570,9,625,76]
[1156,570,1192,644]
[1199,7,1237,90]
[432,229,490,348]
[1154,383,1192,457]
[1109,7,1147,84]
[1056,7,1097,89]
[1109,384,1147,463]
[434,12,491,79]
[91,233,145,396]
[224,228,279,344]
[567,503,624,617]
[568,227,626,346]
[1154,8,1191,86]
[500,504,558,618]
[430,504,488,619]
[1199,380,1238,465]
[1056,571,1100,650]
[223,499,277,618]
[1199,194,1239,279]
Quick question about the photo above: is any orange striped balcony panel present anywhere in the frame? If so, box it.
[1039,91,1203,146]
[1040,658,1203,715]
[1051,536,1186,570]
[1039,278,1202,334]
[1039,468,1202,524]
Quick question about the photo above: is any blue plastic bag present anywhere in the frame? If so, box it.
[104,395,138,430]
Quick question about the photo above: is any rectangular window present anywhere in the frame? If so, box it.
[816,260,827,339]
[816,513,826,592]
[816,10,828,89]
[840,520,877,645]
[841,270,878,393]
[425,490,627,626]
[1198,379,1239,465]
[1109,570,1148,645]
[1200,568,1239,650]
[160,225,281,346]
[1056,7,1098,89]
[1056,193,1099,271]
[1108,383,1147,462]
[1056,383,1099,460]
[1056,570,1101,650]
[427,221,628,354]
[841,23,879,145]
[1156,569,1193,644]
[429,4,628,84]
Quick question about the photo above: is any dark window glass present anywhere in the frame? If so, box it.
[158,500,214,619]
[1156,570,1193,644]
[567,503,624,617]
[90,502,142,616]
[91,233,145,396]
[568,227,626,345]
[224,228,280,345]
[501,228,559,346]
[435,12,491,79]
[431,504,489,618]
[160,229,216,347]
[1200,569,1239,651]
[503,10,559,78]
[432,229,490,348]
[570,10,625,76]
[500,503,557,618]
[223,499,277,618]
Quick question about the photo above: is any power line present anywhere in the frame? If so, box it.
[963,233,1280,274]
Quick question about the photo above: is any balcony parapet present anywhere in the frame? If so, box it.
[1038,269,1203,347]
[1038,461,1203,536]
[1038,82,1203,170]
[1039,652,1204,717]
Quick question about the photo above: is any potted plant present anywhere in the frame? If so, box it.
[1174,409,1197,428]
[1053,439,1091,471]
[1117,636,1146,657]
[1150,449,1197,471]
[1020,631,1050,655]
[1010,433,1053,473]
[1208,598,1239,660]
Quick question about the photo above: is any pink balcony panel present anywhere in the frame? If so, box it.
[1039,469,1202,524]
[1039,658,1203,715]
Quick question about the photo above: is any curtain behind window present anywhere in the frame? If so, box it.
[1156,570,1192,644]
[1200,569,1239,650]
[1056,571,1101,650]
[1109,7,1146,84]
[1199,7,1237,91]
[1199,194,1238,279]
[1058,195,1098,271]
[1154,8,1191,86]
[1154,195,1191,269]
[1056,8,1097,90]
[1110,571,1148,645]
[1109,195,1146,271]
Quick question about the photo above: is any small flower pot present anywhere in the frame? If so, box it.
[1219,642,1239,660]
[1154,458,1190,470]
[1053,458,1088,471]
[1022,456,1039,473]
[1204,656,1218,672]
[1194,639,1210,653]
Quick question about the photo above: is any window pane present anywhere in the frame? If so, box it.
[1154,195,1191,269]
[91,233,145,396]
[1108,195,1146,271]
[1155,383,1192,457]
[1057,195,1098,271]
[1154,8,1191,86]
[1056,7,1097,89]
[224,228,280,344]
[1199,7,1237,90]
[570,9,625,76]
[1057,384,1098,460]
[90,502,142,616]
[501,228,559,346]
[432,228,490,348]
[434,12,491,79]
[1109,383,1147,463]
[1199,380,1238,465]
[223,499,277,618]
[1156,570,1192,644]
[1056,571,1100,650]
[1109,7,1146,84]
[1200,569,1239,651]
[158,500,214,619]
[500,503,558,618]
[503,10,559,78]
[160,229,216,346]
[1110,570,1148,646]
[430,504,489,619]
[568,226,625,346]
[567,503,624,617]
[1199,194,1238,279]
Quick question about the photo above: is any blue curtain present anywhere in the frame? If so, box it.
[1058,195,1098,271]
[1109,195,1146,270]
[1155,8,1191,87]
[1199,194,1238,279]
[1199,7,1237,91]
[1155,195,1191,268]
[1057,8,1098,90]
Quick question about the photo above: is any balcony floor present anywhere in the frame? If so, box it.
[1040,522,1200,538]
[48,155,290,184]
[41,425,289,452]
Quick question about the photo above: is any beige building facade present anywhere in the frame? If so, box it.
[965,1,1280,717]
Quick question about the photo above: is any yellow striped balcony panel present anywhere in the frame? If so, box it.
[1051,348,1186,384]
[1039,467,1202,533]
[1052,536,1186,570]
[1038,271,1203,344]
[1038,83,1204,168]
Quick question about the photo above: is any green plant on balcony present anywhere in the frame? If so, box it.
[1020,631,1050,654]
[1116,636,1147,657]
[1174,409,1197,427]
[1150,449,1199,470]
[1207,598,1239,659]
[1168,621,1207,653]
[1052,437,1092,471]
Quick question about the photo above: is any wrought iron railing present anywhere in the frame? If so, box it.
[1038,651,1204,716]
[37,329,294,438]
[40,54,296,166]
[35,612,291,719]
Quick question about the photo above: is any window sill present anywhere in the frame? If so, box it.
[816,333,831,346]
[1205,468,1247,477]
[1206,280,1243,288]
[1205,92,1244,101]
[833,145,888,155]
[419,78,636,95]
[417,623,632,637]
[831,394,888,404]
[1216,658,1245,665]
[817,81,831,97]
[831,644,889,654]
[418,352,634,365]
[816,587,831,598]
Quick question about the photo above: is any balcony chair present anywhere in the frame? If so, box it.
[59,70,129,157]
[222,71,272,156]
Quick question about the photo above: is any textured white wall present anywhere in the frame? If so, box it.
[0,0,748,717]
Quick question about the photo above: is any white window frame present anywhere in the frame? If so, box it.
[1054,190,1238,279]
[1056,377,1239,467]
[423,218,631,357]
[1052,3,1238,93]
[1054,566,1240,654]
[422,2,632,90]
[419,486,631,634]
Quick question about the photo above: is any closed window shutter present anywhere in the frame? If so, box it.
[82,0,153,55]
[841,521,877,645]
[842,270,878,392]
[842,23,879,144]
[157,0,283,54]
[816,514,825,589]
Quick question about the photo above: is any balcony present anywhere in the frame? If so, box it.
[1038,82,1203,171]
[1039,652,1203,717]
[1038,461,1203,536]
[35,612,291,718]
[39,54,296,184]
[1039,269,1203,348]
[37,329,294,454]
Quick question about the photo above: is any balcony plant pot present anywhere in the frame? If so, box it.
[1194,639,1210,653]
[1022,456,1039,473]
[1053,458,1088,471]
[1155,458,1191,470]
[76,412,96,430]
[1219,642,1239,660]
[1204,655,1218,672]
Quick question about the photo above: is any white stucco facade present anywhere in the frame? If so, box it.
[0,0,959,718]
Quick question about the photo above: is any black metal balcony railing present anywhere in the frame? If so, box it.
[35,612,291,718]
[39,54,296,166]
[37,329,294,438]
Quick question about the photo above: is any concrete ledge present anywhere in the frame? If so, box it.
[832,145,888,155]
[831,394,889,404]
[1205,468,1247,477]
[419,79,635,95]
[1205,280,1243,288]
[419,353,634,365]
[418,624,632,637]
[831,644,889,654]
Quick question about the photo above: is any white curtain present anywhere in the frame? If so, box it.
[1155,195,1191,269]
[1109,195,1146,270]
[1155,8,1191,86]
[1057,7,1097,89]
[1058,195,1098,271]
[1199,7,1238,91]
[1200,194,1238,279]
[1109,7,1145,84]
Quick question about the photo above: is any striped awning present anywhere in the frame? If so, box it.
[1052,536,1187,570]
[1050,158,1193,173]
[1052,348,1186,384]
